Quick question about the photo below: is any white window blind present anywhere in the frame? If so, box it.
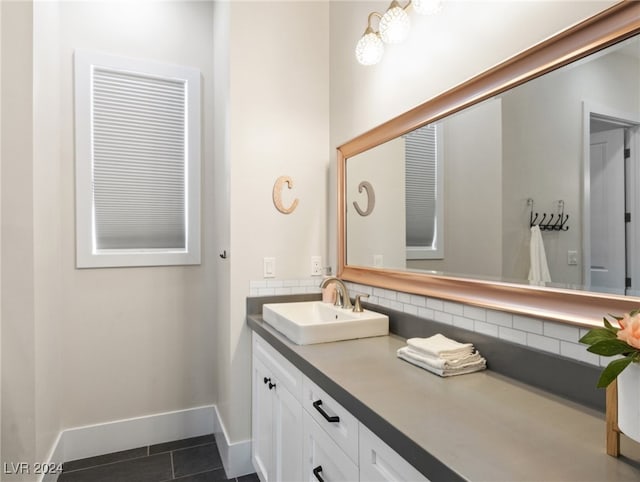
[75,50,201,268]
[404,123,444,260]
[93,68,186,250]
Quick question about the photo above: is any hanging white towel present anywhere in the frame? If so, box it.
[527,225,552,285]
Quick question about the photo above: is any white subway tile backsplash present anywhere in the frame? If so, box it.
[544,321,580,342]
[427,298,444,311]
[434,311,453,325]
[442,301,462,315]
[513,315,544,335]
[403,303,419,316]
[475,320,498,337]
[355,285,373,296]
[373,287,396,301]
[398,292,412,304]
[257,287,276,296]
[418,307,435,320]
[252,279,599,366]
[560,341,600,366]
[498,326,527,345]
[464,305,486,322]
[379,298,403,312]
[487,310,513,328]
[527,333,560,354]
[453,315,474,331]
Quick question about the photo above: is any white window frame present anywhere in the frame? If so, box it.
[74,50,201,268]
[406,123,444,260]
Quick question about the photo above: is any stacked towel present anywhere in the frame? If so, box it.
[397,334,486,377]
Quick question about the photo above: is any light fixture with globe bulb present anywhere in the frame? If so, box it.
[354,0,444,66]
[355,13,385,66]
[379,0,411,44]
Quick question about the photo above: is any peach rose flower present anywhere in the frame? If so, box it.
[617,312,640,350]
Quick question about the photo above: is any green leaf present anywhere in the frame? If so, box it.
[579,328,616,345]
[603,317,620,333]
[597,357,634,388]
[586,339,634,356]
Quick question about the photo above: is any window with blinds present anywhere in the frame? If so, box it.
[75,50,201,268]
[404,123,444,260]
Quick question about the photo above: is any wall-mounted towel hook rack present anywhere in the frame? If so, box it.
[528,198,569,231]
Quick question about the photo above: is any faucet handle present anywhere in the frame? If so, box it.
[353,294,369,313]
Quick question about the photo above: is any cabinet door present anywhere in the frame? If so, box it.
[359,424,429,482]
[252,356,274,482]
[274,380,303,482]
[303,412,359,482]
[303,376,359,464]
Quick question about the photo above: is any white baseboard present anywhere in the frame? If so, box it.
[40,405,217,482]
[40,404,255,481]
[63,404,217,462]
[213,405,254,478]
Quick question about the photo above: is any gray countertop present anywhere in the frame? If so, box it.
[247,313,640,481]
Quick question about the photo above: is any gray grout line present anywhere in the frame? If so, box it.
[170,451,175,479]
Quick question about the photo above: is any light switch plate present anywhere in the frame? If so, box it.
[264,257,276,278]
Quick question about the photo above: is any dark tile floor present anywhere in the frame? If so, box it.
[58,434,259,482]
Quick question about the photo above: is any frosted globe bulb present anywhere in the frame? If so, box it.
[355,31,384,65]
[379,4,410,44]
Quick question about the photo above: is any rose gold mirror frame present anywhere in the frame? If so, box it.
[338,1,640,328]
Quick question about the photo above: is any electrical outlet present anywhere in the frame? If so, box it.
[373,254,383,267]
[567,250,578,266]
[264,257,276,278]
[311,256,322,276]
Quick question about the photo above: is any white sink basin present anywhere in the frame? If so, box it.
[262,301,389,345]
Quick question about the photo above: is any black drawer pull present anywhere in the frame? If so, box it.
[312,400,340,423]
[263,377,271,385]
[313,465,324,482]
[268,382,276,390]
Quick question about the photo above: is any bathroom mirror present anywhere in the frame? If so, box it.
[338,2,640,326]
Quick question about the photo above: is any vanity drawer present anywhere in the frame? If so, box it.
[253,333,303,402]
[302,376,359,464]
[359,424,429,482]
[303,411,359,482]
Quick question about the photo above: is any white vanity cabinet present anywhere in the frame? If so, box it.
[303,411,359,482]
[302,377,360,481]
[359,424,429,482]
[252,334,304,482]
[252,332,429,482]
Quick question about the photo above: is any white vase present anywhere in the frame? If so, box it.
[617,361,640,443]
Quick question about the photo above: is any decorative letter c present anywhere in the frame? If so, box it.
[353,181,375,217]
[273,176,299,214]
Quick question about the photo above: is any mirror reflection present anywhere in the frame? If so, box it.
[346,34,640,297]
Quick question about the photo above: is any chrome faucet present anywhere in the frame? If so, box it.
[319,277,353,310]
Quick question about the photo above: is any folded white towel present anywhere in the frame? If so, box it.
[407,334,474,360]
[397,347,486,377]
[403,346,483,369]
[527,225,551,285]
